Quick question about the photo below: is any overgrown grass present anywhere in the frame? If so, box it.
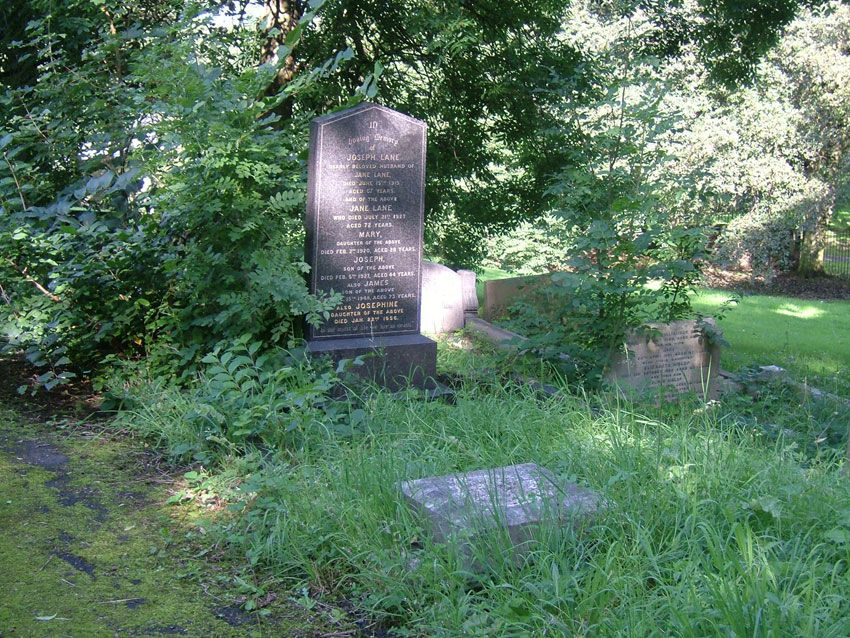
[115,343,850,637]
[692,290,850,396]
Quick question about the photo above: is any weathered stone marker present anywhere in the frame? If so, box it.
[606,319,721,399]
[420,261,464,335]
[400,463,602,567]
[305,102,436,390]
[482,273,552,322]
[457,269,479,320]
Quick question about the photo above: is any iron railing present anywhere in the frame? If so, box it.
[823,228,850,278]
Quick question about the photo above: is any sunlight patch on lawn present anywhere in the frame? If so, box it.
[695,291,738,307]
[774,303,824,319]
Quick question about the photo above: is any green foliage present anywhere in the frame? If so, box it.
[481,214,573,275]
[0,0,832,387]
[500,5,712,383]
[122,364,850,637]
[487,1,849,280]
[290,0,594,267]
[111,335,357,463]
[725,371,850,459]
[662,1,850,277]
[0,3,344,383]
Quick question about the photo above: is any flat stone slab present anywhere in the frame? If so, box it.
[399,464,602,563]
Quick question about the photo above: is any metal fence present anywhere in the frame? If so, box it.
[823,228,850,278]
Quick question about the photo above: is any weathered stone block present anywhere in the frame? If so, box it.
[420,261,464,335]
[457,269,479,319]
[482,274,552,322]
[400,463,602,566]
[606,319,721,399]
[307,334,436,392]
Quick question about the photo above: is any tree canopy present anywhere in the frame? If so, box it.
[0,0,838,384]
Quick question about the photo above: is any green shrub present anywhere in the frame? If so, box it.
[110,335,359,464]
[0,5,347,384]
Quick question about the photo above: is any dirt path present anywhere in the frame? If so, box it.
[0,398,356,637]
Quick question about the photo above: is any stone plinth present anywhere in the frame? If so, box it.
[307,334,436,392]
[400,463,602,566]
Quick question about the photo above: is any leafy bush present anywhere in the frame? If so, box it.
[660,1,850,276]
[0,4,347,383]
[110,335,364,463]
[498,6,713,384]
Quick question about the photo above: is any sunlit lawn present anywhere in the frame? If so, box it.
[830,200,850,232]
[693,289,850,394]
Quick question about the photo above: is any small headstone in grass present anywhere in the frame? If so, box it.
[606,319,721,400]
[399,463,602,568]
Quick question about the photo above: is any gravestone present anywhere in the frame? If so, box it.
[305,102,436,390]
[420,261,464,335]
[400,463,602,568]
[482,273,552,322]
[457,269,479,320]
[606,319,721,399]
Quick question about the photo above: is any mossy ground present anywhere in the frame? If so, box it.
[0,405,355,637]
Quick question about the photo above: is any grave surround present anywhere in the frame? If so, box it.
[304,102,436,390]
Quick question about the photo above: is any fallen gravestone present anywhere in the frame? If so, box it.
[606,319,721,399]
[304,102,437,390]
[400,463,602,568]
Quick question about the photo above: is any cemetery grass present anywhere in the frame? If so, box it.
[104,341,850,638]
[692,290,850,398]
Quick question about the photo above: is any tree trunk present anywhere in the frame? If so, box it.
[796,228,826,276]
[260,0,304,121]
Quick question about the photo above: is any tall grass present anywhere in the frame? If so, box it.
[120,363,850,637]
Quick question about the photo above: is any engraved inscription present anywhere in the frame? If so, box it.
[306,104,426,339]
[607,320,719,399]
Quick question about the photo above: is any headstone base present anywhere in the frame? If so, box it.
[307,334,437,392]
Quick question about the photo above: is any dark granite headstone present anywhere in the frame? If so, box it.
[305,102,436,390]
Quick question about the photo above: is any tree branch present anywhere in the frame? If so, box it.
[2,150,27,211]
[5,259,61,302]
